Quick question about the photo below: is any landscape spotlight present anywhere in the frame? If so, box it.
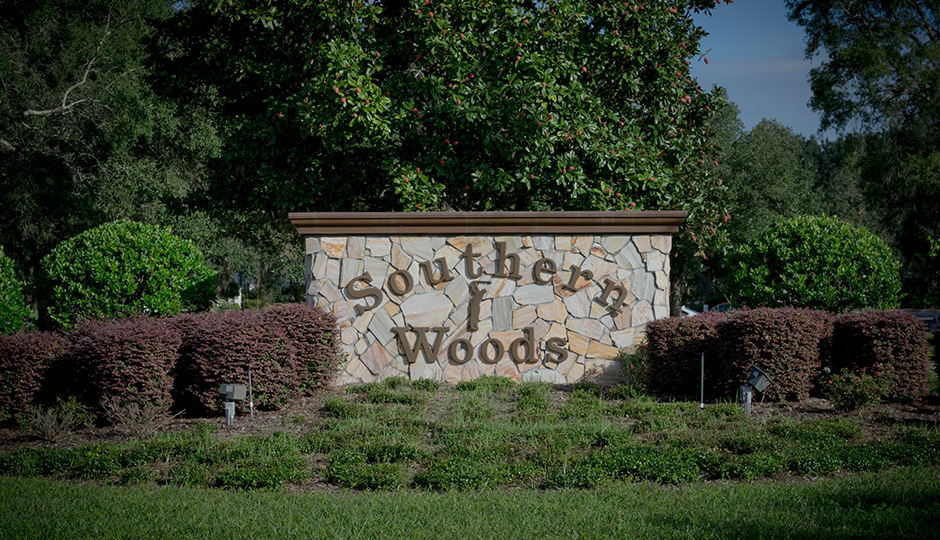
[219,384,247,426]
[741,365,772,415]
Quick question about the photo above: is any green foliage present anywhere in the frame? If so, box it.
[40,220,216,328]
[715,119,822,245]
[0,0,222,292]
[0,246,28,333]
[515,381,550,414]
[728,215,901,313]
[3,387,940,496]
[455,375,516,393]
[22,396,94,443]
[820,369,891,411]
[157,0,730,254]
[787,1,939,133]
[787,2,940,306]
[614,345,649,397]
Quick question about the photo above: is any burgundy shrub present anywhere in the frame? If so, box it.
[718,308,833,401]
[645,311,730,397]
[176,309,299,415]
[68,318,182,417]
[829,310,930,401]
[261,304,339,395]
[0,331,68,424]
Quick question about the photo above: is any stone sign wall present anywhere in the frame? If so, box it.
[290,212,686,386]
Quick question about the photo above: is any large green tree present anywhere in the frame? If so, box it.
[716,119,821,246]
[157,0,732,309]
[787,0,940,306]
[0,0,221,298]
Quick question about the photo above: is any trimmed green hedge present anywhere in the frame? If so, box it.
[728,215,901,313]
[40,220,216,329]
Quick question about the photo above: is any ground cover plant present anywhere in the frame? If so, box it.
[2,376,938,493]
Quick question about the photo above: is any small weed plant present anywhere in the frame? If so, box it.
[820,369,892,411]
[102,398,176,439]
[22,397,94,443]
[613,345,649,398]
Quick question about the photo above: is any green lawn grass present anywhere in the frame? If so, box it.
[2,466,938,539]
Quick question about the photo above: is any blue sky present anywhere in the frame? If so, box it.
[691,0,833,140]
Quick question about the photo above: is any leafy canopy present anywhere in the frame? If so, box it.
[41,220,217,328]
[728,215,901,313]
[0,0,222,284]
[0,246,28,333]
[157,0,728,253]
[787,1,940,306]
[787,0,940,132]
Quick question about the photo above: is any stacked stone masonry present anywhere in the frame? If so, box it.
[304,233,673,386]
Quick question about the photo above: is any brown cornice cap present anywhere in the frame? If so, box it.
[289,211,688,235]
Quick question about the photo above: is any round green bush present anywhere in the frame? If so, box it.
[41,220,217,328]
[0,246,29,333]
[728,215,901,313]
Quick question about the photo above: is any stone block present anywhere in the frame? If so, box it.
[339,258,363,288]
[568,331,590,356]
[513,304,538,328]
[563,287,595,318]
[632,300,654,327]
[347,236,364,259]
[614,243,644,270]
[600,236,629,255]
[532,236,553,251]
[568,318,607,341]
[492,297,515,331]
[646,251,664,272]
[369,308,397,346]
[400,290,454,328]
[390,243,411,270]
[444,275,470,306]
[312,254,330,279]
[522,368,566,384]
[651,235,672,253]
[321,237,347,258]
[582,255,618,279]
[631,269,656,301]
[586,340,619,360]
[513,283,555,305]
[366,237,391,257]
[361,341,390,375]
[401,236,434,261]
[571,236,592,255]
[537,300,568,323]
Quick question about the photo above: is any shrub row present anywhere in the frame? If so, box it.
[0,304,339,423]
[829,311,930,400]
[645,308,930,402]
[0,332,69,423]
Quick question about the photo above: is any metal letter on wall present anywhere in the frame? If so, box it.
[345,272,384,315]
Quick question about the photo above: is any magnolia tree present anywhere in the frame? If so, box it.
[157,0,730,301]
